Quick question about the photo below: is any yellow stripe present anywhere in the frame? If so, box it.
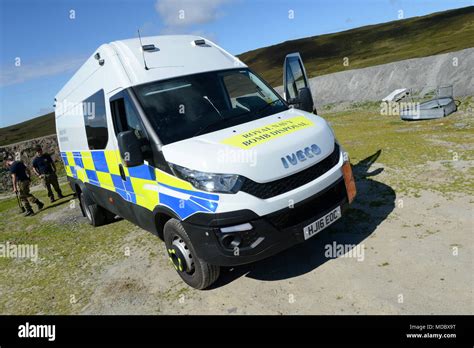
[97,172,115,192]
[66,152,76,167]
[105,150,121,175]
[130,177,159,210]
[156,169,194,190]
[81,152,95,170]
[221,115,314,149]
[61,150,205,213]
[77,168,86,182]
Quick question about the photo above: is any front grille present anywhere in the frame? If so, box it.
[241,143,340,199]
[267,178,347,230]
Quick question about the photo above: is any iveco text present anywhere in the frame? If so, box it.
[55,36,356,289]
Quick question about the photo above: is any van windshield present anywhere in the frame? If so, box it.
[133,68,287,145]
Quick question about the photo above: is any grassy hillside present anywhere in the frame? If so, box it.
[238,6,474,86]
[0,112,55,146]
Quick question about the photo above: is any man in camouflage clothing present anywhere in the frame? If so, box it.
[5,155,44,216]
[32,145,64,203]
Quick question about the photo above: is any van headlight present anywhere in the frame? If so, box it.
[170,164,244,193]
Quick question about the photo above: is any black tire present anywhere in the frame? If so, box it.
[79,191,108,227]
[164,218,220,290]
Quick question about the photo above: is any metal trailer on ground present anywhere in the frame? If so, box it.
[400,85,458,121]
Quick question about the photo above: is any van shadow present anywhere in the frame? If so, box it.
[39,193,76,212]
[212,149,395,288]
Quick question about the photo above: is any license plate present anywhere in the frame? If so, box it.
[303,206,341,240]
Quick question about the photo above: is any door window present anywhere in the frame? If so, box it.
[110,91,146,140]
[286,56,308,99]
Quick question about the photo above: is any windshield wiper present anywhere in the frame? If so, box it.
[203,96,223,118]
[193,99,283,137]
[193,110,252,137]
[193,118,226,137]
[254,99,282,115]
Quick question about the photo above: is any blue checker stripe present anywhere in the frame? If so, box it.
[111,174,125,191]
[72,152,84,169]
[61,152,69,166]
[159,193,204,220]
[86,169,100,186]
[159,183,219,201]
[61,150,219,217]
[127,165,156,180]
[116,188,127,200]
[91,151,109,172]
[116,188,137,204]
[189,196,218,212]
[123,179,134,193]
[70,166,77,179]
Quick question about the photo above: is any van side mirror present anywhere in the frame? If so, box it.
[117,130,144,167]
[288,87,314,113]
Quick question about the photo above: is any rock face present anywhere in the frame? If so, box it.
[0,134,60,193]
[275,48,474,107]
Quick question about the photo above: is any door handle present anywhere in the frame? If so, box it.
[119,164,126,181]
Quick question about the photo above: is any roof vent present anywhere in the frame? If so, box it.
[193,39,206,46]
[142,44,156,52]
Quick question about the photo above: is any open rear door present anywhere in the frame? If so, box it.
[283,53,315,113]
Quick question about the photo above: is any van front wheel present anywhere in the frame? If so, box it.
[164,219,220,290]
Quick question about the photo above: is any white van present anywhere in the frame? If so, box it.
[55,35,356,289]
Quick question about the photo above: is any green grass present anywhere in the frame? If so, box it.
[238,6,474,86]
[325,96,474,197]
[0,182,158,314]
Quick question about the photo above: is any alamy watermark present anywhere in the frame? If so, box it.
[380,101,420,117]
[0,242,38,262]
[18,322,55,341]
[55,99,96,119]
[324,241,365,262]
[217,148,258,166]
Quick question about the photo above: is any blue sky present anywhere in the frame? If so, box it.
[0,0,471,127]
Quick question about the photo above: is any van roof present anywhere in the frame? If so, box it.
[55,35,247,102]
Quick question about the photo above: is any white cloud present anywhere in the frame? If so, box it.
[155,0,229,30]
[0,57,85,87]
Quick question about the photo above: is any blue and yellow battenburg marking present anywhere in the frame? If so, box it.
[60,150,219,220]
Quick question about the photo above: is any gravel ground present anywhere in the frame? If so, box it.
[79,163,473,315]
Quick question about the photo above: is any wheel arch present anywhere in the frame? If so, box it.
[153,205,180,240]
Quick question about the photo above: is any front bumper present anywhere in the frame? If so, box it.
[183,176,350,267]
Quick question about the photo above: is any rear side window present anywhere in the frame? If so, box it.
[83,89,108,150]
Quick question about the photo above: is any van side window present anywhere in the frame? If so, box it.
[110,91,145,140]
[83,89,108,150]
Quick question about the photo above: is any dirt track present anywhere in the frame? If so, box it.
[78,165,472,314]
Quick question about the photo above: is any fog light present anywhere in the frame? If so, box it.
[220,223,253,234]
[221,234,241,249]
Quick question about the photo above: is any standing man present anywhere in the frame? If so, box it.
[5,155,44,216]
[32,145,64,203]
